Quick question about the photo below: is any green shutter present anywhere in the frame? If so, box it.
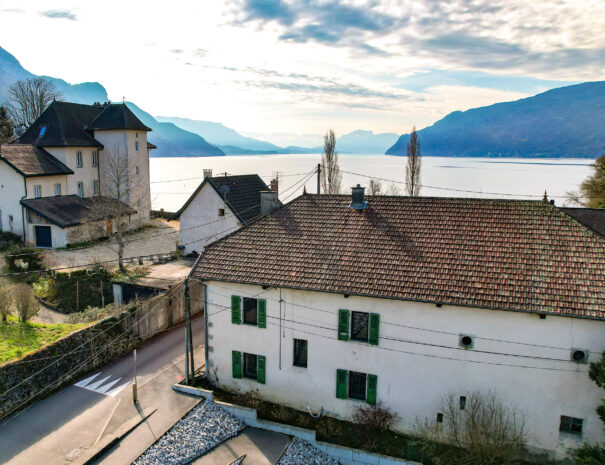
[338,309,350,341]
[257,299,266,328]
[336,369,348,399]
[366,374,377,405]
[232,351,242,378]
[369,313,380,346]
[231,295,241,324]
[257,355,266,384]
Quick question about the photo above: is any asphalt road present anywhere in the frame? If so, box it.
[0,316,204,465]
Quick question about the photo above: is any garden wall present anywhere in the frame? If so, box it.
[0,279,204,419]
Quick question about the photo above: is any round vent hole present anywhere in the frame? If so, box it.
[573,350,586,361]
[461,336,473,346]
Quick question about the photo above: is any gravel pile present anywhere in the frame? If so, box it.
[132,401,245,465]
[277,438,340,465]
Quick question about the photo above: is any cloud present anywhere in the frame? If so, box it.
[41,10,77,20]
[243,0,295,26]
[170,49,183,54]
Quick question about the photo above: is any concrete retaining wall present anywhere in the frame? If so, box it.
[172,384,417,465]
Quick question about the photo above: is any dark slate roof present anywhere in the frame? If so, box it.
[192,195,605,320]
[88,104,151,131]
[560,208,605,237]
[21,195,135,228]
[17,101,104,147]
[172,174,271,224]
[0,144,73,177]
[16,101,151,148]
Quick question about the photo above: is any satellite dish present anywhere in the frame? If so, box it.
[219,185,230,198]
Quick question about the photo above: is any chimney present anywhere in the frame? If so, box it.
[203,169,213,179]
[270,178,279,194]
[260,191,279,216]
[349,184,367,210]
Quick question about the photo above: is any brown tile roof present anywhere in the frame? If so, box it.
[192,194,605,320]
[21,195,136,228]
[0,144,73,177]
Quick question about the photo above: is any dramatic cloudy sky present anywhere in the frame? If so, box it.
[0,0,603,145]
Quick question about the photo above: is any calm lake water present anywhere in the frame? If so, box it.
[150,155,593,212]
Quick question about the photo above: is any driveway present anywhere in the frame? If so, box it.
[0,316,204,465]
[44,220,179,270]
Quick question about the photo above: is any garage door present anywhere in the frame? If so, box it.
[35,226,52,248]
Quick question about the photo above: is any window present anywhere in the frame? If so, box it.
[77,182,84,198]
[135,141,140,151]
[351,311,369,342]
[54,184,61,196]
[92,151,98,167]
[8,215,13,230]
[136,166,140,175]
[560,416,583,435]
[136,132,139,138]
[336,369,377,404]
[231,295,266,328]
[137,199,141,208]
[293,339,307,368]
[232,350,266,384]
[76,151,83,168]
[338,309,380,345]
[34,185,41,198]
[460,396,467,410]
[218,208,225,216]
[39,126,47,136]
[93,180,99,195]
[436,413,444,423]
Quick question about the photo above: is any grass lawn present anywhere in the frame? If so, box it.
[0,316,86,364]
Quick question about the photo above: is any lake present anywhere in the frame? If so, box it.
[149,155,594,212]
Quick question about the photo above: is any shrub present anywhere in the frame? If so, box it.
[66,303,120,324]
[13,284,40,322]
[414,391,527,465]
[574,443,605,465]
[0,231,22,251]
[4,245,45,282]
[0,283,11,322]
[32,276,55,300]
[353,401,399,449]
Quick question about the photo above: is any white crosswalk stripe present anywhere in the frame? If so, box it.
[74,372,130,397]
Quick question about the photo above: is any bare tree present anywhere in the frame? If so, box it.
[406,127,422,196]
[321,129,342,194]
[88,148,143,270]
[13,284,40,322]
[0,283,12,322]
[7,78,61,130]
[368,179,383,195]
[385,183,402,195]
[414,391,527,465]
[567,155,605,208]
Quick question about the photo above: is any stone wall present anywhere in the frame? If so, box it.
[0,279,204,419]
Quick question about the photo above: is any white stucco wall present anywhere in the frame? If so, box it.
[205,281,605,457]
[93,130,151,224]
[25,174,70,199]
[179,183,241,255]
[45,147,99,197]
[0,160,25,237]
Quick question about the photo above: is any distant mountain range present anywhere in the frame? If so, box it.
[386,81,605,158]
[0,46,224,157]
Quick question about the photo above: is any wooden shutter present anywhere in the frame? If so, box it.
[338,309,350,341]
[336,369,348,399]
[369,313,380,345]
[231,295,241,324]
[232,351,242,378]
[257,299,267,328]
[366,374,377,405]
[257,355,266,384]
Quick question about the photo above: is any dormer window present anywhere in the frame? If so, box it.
[39,126,47,136]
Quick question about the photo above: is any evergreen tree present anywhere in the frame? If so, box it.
[0,106,14,144]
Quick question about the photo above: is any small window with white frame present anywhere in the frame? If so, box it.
[92,150,98,167]
[93,180,99,195]
[34,185,42,198]
[54,184,61,196]
[77,182,84,198]
[76,150,83,168]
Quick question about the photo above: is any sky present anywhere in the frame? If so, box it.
[0,0,603,146]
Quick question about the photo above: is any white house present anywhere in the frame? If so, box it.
[172,173,278,255]
[0,101,154,248]
[191,187,605,458]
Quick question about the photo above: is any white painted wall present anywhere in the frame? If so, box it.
[25,174,69,199]
[45,147,99,197]
[179,183,241,255]
[0,160,25,237]
[205,281,605,457]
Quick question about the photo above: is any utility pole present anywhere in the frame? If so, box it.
[317,163,321,194]
[132,349,138,404]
